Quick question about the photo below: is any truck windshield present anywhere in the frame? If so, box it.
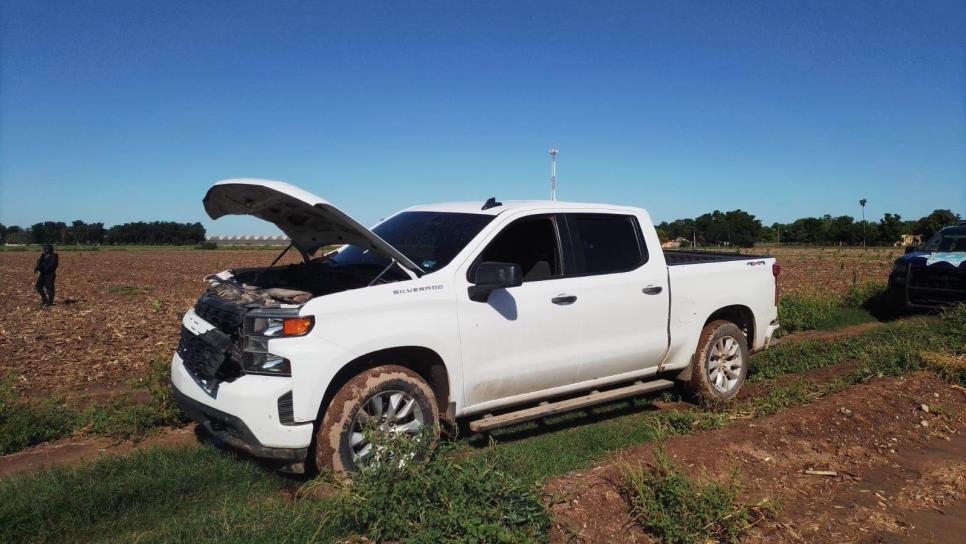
[923,227,966,252]
[328,211,494,273]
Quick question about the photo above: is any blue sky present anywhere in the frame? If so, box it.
[1,0,963,235]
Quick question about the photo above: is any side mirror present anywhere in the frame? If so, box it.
[904,246,917,254]
[468,262,522,302]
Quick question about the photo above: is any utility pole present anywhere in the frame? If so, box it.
[549,146,558,201]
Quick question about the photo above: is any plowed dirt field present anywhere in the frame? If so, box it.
[0,249,298,399]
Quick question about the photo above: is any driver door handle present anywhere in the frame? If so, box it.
[642,285,663,295]
[551,295,577,305]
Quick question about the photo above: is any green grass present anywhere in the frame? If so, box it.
[324,435,549,544]
[106,285,141,296]
[0,377,76,455]
[0,446,291,542]
[2,306,962,543]
[0,440,549,543]
[0,357,186,455]
[778,281,891,335]
[621,452,765,544]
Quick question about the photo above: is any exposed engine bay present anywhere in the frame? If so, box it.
[203,253,410,308]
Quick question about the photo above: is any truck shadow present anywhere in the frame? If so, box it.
[859,289,946,323]
[192,425,310,483]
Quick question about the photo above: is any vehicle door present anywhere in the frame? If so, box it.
[456,213,584,408]
[562,212,670,382]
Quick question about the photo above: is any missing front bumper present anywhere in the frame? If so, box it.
[172,386,308,462]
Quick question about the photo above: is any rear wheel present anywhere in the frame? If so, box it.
[686,320,749,403]
[314,365,439,474]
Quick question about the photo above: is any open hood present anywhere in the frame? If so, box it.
[203,179,423,274]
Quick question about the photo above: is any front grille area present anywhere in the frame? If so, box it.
[178,327,228,383]
[195,294,247,334]
[908,266,966,305]
[178,295,248,393]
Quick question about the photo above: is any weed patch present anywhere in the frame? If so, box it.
[0,438,549,544]
[0,378,76,455]
[325,434,549,543]
[778,281,890,334]
[778,294,838,333]
[0,446,289,542]
[621,452,768,544]
[106,285,140,296]
[80,356,186,441]
[0,357,185,455]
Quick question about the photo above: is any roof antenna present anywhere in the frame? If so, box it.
[481,197,502,210]
[549,145,559,201]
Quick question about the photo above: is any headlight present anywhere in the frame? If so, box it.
[248,315,314,337]
[242,352,291,376]
[241,310,314,377]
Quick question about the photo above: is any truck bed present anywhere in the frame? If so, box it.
[663,249,766,266]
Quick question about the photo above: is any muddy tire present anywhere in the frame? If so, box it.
[685,320,749,403]
[314,365,439,474]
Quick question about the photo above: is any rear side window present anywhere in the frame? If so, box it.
[568,214,646,275]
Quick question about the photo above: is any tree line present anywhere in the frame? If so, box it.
[0,220,206,246]
[0,209,960,248]
[657,208,960,248]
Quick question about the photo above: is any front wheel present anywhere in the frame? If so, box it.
[314,365,440,474]
[685,320,749,403]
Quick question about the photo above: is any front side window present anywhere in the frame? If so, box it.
[568,214,646,275]
[477,215,562,282]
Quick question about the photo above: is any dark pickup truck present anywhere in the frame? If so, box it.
[888,223,966,308]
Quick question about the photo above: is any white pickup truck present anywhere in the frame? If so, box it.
[171,179,780,473]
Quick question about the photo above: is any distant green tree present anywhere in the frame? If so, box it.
[826,215,857,245]
[67,220,106,245]
[0,223,6,244]
[878,213,904,245]
[29,222,68,244]
[722,209,762,247]
[691,210,761,247]
[6,226,29,244]
[759,224,778,244]
[785,217,824,244]
[105,221,206,245]
[659,218,696,242]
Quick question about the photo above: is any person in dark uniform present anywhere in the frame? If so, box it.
[34,244,59,307]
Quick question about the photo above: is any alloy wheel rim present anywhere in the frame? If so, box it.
[708,336,743,393]
[349,390,425,466]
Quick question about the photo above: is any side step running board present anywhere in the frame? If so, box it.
[468,379,675,433]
